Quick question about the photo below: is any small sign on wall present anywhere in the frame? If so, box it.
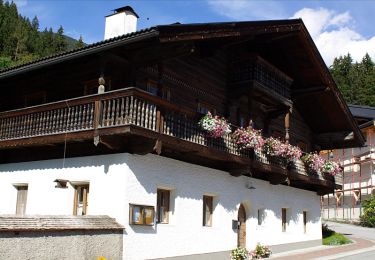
[129,204,155,225]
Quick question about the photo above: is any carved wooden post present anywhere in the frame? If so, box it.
[94,77,105,146]
[284,107,291,143]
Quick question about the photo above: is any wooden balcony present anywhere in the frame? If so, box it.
[0,87,338,194]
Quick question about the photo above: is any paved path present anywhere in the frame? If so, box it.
[271,221,375,259]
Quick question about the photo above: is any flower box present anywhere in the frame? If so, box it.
[198,112,231,138]
[232,127,264,150]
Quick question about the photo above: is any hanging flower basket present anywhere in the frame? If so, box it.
[198,111,231,138]
[321,160,343,177]
[263,137,284,157]
[284,143,303,163]
[232,127,264,150]
[301,153,325,174]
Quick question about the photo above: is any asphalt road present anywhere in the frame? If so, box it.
[324,221,375,259]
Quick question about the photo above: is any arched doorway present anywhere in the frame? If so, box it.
[237,204,246,248]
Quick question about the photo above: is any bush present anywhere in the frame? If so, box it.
[250,244,272,259]
[360,194,375,227]
[230,247,250,260]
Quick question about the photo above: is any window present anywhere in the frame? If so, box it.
[15,185,28,215]
[73,184,89,215]
[282,208,287,232]
[157,189,170,223]
[303,211,307,233]
[147,80,171,101]
[258,208,265,225]
[129,204,155,225]
[203,195,213,226]
[197,102,216,115]
[147,80,158,96]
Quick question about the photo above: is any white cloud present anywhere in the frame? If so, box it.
[291,8,375,66]
[207,0,286,20]
[207,1,375,66]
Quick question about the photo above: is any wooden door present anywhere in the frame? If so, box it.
[238,204,246,247]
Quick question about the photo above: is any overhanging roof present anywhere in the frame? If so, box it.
[0,19,365,148]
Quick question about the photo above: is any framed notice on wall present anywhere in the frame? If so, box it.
[129,204,155,225]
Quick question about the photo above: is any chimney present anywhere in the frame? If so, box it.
[104,6,139,40]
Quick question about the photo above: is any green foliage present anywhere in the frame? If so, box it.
[76,35,85,49]
[330,53,375,106]
[250,244,272,259]
[230,247,250,260]
[322,223,352,245]
[360,194,375,227]
[0,1,82,70]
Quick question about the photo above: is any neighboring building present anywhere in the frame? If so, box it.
[0,7,365,260]
[322,105,375,222]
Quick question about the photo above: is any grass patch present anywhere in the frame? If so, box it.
[323,232,352,245]
[322,224,352,246]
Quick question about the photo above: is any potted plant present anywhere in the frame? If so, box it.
[263,137,283,157]
[284,143,303,163]
[230,247,250,260]
[232,127,264,150]
[321,160,342,177]
[250,243,272,259]
[301,153,325,174]
[198,111,231,138]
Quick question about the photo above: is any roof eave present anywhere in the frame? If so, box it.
[0,29,159,80]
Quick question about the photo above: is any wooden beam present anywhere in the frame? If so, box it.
[292,86,328,98]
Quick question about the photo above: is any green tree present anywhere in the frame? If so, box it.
[53,25,67,53]
[330,53,375,106]
[76,35,85,48]
[360,195,375,227]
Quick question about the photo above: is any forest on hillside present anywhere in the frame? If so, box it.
[0,0,84,69]
[330,53,375,107]
[0,1,374,107]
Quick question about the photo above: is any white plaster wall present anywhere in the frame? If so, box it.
[0,153,322,260]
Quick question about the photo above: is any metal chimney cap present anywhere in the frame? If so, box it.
[112,6,139,18]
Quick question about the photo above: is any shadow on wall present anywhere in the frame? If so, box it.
[0,153,123,174]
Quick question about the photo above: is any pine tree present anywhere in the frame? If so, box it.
[54,25,67,53]
[76,35,85,48]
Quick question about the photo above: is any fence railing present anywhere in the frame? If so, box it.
[0,87,335,185]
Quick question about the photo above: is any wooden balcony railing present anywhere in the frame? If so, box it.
[0,87,337,190]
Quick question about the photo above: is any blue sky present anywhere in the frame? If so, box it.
[14,0,375,65]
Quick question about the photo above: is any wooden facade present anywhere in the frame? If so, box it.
[0,20,364,195]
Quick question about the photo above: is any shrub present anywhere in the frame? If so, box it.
[230,247,250,260]
[250,243,272,259]
[360,194,375,227]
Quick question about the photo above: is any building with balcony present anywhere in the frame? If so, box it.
[0,7,365,260]
[322,105,375,222]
